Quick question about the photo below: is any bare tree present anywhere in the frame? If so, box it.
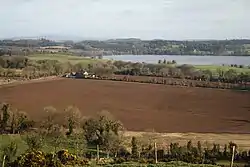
[40,106,58,134]
[64,106,82,136]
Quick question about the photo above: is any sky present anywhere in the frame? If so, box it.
[0,0,249,40]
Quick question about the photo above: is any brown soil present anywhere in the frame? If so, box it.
[0,76,60,87]
[0,78,249,133]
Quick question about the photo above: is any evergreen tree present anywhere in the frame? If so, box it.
[223,144,228,159]
[131,136,139,159]
[187,140,192,152]
[163,59,166,64]
[197,141,202,155]
[1,103,10,132]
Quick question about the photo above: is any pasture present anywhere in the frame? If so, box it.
[27,53,250,73]
[194,65,250,73]
[27,53,104,65]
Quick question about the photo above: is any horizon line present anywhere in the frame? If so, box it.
[1,36,250,42]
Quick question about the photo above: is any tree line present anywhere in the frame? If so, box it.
[0,56,81,79]
[111,61,250,87]
[0,55,250,90]
[76,39,250,56]
[1,103,250,167]
[2,38,250,56]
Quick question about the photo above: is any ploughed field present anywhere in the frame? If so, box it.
[0,78,250,133]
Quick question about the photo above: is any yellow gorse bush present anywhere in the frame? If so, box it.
[8,149,88,167]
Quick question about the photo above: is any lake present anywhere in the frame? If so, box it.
[104,55,250,66]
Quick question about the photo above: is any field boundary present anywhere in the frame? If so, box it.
[0,76,63,88]
[64,76,250,92]
[124,131,250,150]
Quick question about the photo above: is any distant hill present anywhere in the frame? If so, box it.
[1,38,250,56]
[106,38,142,42]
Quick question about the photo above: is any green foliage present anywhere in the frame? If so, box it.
[15,111,34,133]
[56,149,89,166]
[114,157,126,164]
[23,133,44,151]
[102,131,123,158]
[163,59,166,64]
[0,56,28,69]
[0,103,249,166]
[67,132,87,158]
[186,140,192,152]
[1,51,250,91]
[102,161,220,167]
[2,38,250,56]
[1,141,18,164]
[44,153,63,167]
[83,111,123,147]
[171,60,177,64]
[0,133,247,167]
[9,150,69,167]
[0,103,34,134]
[64,106,82,136]
[197,141,202,155]
[131,137,139,159]
[0,103,10,133]
[8,149,89,167]
[10,150,47,167]
[43,124,65,153]
[113,60,250,86]
[75,39,250,56]
[40,106,58,134]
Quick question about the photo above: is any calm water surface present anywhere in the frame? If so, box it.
[104,55,250,66]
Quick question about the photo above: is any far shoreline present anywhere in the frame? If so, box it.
[102,54,250,66]
[103,54,250,57]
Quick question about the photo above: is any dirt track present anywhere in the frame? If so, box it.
[0,78,249,133]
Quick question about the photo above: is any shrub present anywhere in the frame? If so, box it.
[1,141,18,163]
[24,133,43,151]
[57,149,76,165]
[131,136,139,159]
[147,158,155,164]
[45,153,63,167]
[56,149,89,166]
[9,150,88,167]
[98,158,115,165]
[139,158,148,164]
[10,151,46,167]
[114,157,126,164]
[9,151,66,167]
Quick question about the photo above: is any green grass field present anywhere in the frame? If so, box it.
[99,162,220,167]
[0,134,110,159]
[0,134,79,156]
[216,160,247,167]
[0,134,28,157]
[27,53,104,65]
[27,53,250,74]
[194,65,250,73]
[0,132,248,167]
[0,134,222,167]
